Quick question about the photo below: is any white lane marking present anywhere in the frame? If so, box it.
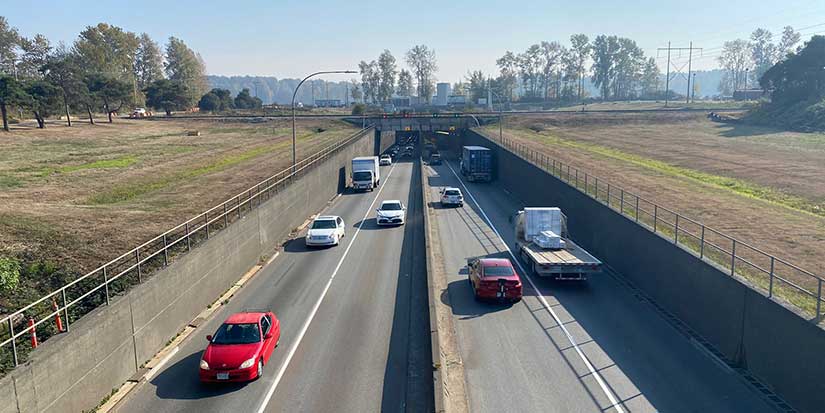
[442,161,627,413]
[256,164,398,413]
[145,346,179,381]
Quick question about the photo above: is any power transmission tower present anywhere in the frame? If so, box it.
[657,42,702,107]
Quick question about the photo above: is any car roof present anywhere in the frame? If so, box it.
[381,200,402,205]
[315,215,339,221]
[224,312,266,324]
[479,258,512,267]
[443,187,460,191]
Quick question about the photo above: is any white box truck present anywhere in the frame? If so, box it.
[351,156,380,191]
[514,207,602,280]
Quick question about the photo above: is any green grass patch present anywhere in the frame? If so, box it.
[59,156,138,173]
[499,127,825,218]
[0,175,23,188]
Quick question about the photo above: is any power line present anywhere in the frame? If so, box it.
[658,42,702,106]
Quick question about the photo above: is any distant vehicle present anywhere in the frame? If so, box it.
[467,258,522,302]
[352,156,380,191]
[376,200,406,226]
[200,311,281,383]
[379,155,392,166]
[305,215,346,247]
[440,187,463,207]
[514,208,601,280]
[429,153,442,165]
[402,148,413,157]
[460,146,492,182]
[129,108,151,118]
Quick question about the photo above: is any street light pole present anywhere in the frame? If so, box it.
[292,70,356,173]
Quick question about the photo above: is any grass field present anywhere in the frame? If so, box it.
[482,112,825,313]
[0,117,358,310]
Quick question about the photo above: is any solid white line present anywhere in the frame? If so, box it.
[145,346,179,381]
[255,164,398,413]
[443,161,627,413]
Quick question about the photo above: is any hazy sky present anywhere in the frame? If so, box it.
[4,0,825,82]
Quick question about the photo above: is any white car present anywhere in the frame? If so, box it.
[440,187,464,207]
[380,155,392,166]
[376,200,406,226]
[305,215,346,247]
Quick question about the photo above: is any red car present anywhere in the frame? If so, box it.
[468,258,523,302]
[199,311,281,383]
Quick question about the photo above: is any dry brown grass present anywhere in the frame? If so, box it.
[0,117,357,276]
[484,112,825,301]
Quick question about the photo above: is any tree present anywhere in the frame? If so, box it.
[397,69,413,97]
[144,79,190,116]
[24,79,61,128]
[41,50,85,126]
[17,34,51,79]
[377,50,397,103]
[751,28,776,81]
[496,51,519,102]
[349,78,362,102]
[406,45,437,103]
[760,35,825,105]
[0,75,28,131]
[0,17,21,76]
[134,33,164,91]
[569,34,591,100]
[73,23,139,83]
[612,37,645,99]
[465,70,487,104]
[778,26,801,58]
[208,88,233,111]
[539,41,564,101]
[518,44,544,98]
[86,74,132,122]
[165,37,207,107]
[234,88,262,109]
[198,92,221,112]
[719,39,752,93]
[591,35,619,99]
[358,60,380,104]
[639,57,661,98]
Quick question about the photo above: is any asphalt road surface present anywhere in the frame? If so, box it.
[424,158,778,413]
[115,156,432,413]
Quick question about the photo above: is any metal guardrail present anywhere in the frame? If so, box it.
[0,126,374,369]
[485,131,825,322]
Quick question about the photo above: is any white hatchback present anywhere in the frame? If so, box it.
[376,200,406,226]
[380,155,392,166]
[305,215,346,247]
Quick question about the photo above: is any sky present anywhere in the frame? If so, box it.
[4,0,825,83]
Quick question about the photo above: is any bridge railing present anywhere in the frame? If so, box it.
[486,132,825,322]
[0,126,374,372]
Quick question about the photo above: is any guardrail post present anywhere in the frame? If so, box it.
[9,318,17,366]
[575,170,579,188]
[768,257,775,298]
[700,226,705,258]
[135,249,142,283]
[730,240,737,276]
[205,212,210,239]
[103,266,110,305]
[635,197,639,222]
[567,165,571,182]
[62,288,70,332]
[552,159,556,175]
[585,174,588,195]
[653,205,658,232]
[237,197,242,219]
[185,222,191,251]
[674,215,680,243]
[224,204,228,227]
[620,190,624,214]
[607,183,611,207]
[817,279,822,318]
[595,178,599,201]
[162,234,169,266]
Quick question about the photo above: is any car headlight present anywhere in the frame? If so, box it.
[200,359,209,370]
[239,357,256,369]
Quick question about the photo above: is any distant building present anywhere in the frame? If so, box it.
[314,99,343,107]
[447,95,466,105]
[391,96,422,109]
[436,83,451,106]
[732,89,766,101]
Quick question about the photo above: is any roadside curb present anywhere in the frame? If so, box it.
[421,159,469,413]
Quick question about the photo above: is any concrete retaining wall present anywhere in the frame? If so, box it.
[462,129,825,413]
[0,128,375,413]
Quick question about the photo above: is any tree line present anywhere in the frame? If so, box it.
[356,45,437,105]
[717,26,801,94]
[0,16,208,131]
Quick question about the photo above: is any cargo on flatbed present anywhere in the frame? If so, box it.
[514,207,602,280]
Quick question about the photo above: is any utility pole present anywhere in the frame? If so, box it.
[691,73,697,102]
[658,42,702,107]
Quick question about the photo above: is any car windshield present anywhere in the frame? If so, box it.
[311,219,336,229]
[483,266,515,276]
[445,190,460,196]
[353,171,372,181]
[211,323,260,344]
[381,203,402,211]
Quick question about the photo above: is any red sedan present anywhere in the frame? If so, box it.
[468,258,523,302]
[199,311,281,383]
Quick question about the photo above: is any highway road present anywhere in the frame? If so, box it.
[424,158,779,413]
[115,156,432,413]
